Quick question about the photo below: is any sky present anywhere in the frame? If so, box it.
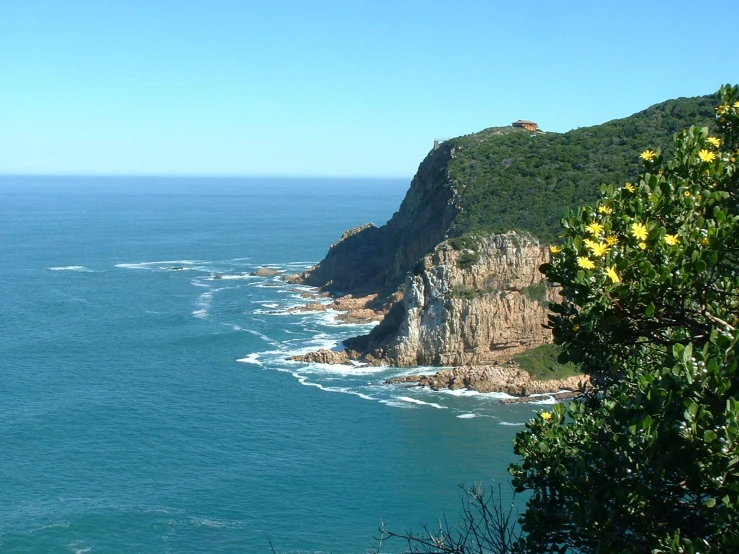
[1,0,737,178]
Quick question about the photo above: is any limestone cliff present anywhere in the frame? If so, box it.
[343,232,554,366]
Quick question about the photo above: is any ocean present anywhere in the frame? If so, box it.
[0,176,541,553]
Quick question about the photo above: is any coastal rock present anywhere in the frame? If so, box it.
[287,302,329,313]
[251,267,283,276]
[387,365,590,397]
[284,293,391,325]
[345,232,555,366]
[291,349,351,364]
[295,143,461,295]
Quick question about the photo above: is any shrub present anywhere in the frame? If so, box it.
[510,85,739,553]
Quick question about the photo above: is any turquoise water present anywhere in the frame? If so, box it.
[0,176,538,553]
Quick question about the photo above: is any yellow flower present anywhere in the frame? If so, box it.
[583,238,597,250]
[630,222,648,241]
[640,149,656,161]
[701,237,709,246]
[549,245,561,254]
[624,182,635,193]
[588,242,609,257]
[717,104,730,115]
[663,234,679,246]
[639,242,647,250]
[585,222,604,235]
[540,411,552,420]
[605,236,618,246]
[605,265,620,284]
[572,324,580,331]
[597,205,612,215]
[734,101,739,109]
[707,137,721,148]
[578,257,595,269]
[684,190,692,198]
[699,149,716,163]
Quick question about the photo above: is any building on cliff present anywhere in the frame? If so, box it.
[512,120,538,131]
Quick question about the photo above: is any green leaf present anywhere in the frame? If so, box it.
[704,497,717,508]
[704,430,718,443]
[645,302,655,317]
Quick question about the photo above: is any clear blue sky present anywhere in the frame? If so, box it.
[1,0,736,178]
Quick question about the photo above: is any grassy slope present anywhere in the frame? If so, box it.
[446,95,716,243]
[512,343,582,381]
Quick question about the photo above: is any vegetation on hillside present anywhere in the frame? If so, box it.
[446,95,716,243]
[511,84,739,552]
[377,86,739,553]
[512,343,580,381]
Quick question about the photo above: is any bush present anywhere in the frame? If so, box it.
[512,343,581,381]
[510,85,739,553]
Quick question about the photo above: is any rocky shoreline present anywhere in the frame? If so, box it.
[283,292,395,324]
[387,365,590,401]
[283,275,588,404]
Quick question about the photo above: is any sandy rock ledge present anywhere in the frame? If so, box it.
[387,365,590,399]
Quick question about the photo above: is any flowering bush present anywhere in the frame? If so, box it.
[510,85,739,553]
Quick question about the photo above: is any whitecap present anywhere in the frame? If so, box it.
[189,517,243,529]
[457,413,477,419]
[115,259,203,270]
[527,396,558,405]
[499,421,526,426]
[438,389,516,399]
[192,291,213,319]
[237,353,263,366]
[304,362,388,376]
[47,265,89,271]
[379,399,417,409]
[214,274,254,280]
[396,396,447,409]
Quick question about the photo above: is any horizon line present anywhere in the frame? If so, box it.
[0,172,412,181]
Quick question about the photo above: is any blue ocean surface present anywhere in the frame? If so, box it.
[0,176,540,553]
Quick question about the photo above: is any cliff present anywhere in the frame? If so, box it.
[299,95,715,299]
[343,232,554,366]
[291,94,716,373]
[301,139,462,295]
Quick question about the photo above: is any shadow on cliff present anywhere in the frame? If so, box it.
[302,142,460,298]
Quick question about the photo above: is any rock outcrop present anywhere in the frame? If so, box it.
[298,142,461,296]
[291,349,351,364]
[284,293,394,324]
[344,232,554,366]
[251,267,282,276]
[388,365,590,397]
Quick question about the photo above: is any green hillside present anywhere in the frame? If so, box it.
[446,95,717,243]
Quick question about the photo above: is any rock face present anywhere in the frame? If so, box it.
[299,142,461,295]
[388,365,590,396]
[345,232,554,366]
